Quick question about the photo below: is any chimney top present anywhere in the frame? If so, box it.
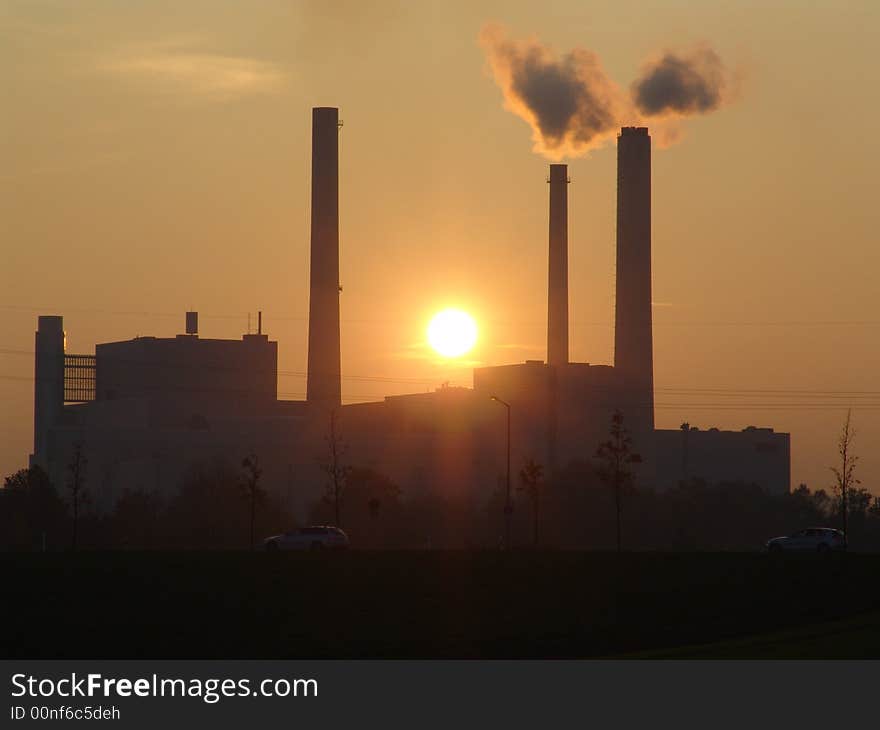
[620,126,649,137]
[549,164,568,182]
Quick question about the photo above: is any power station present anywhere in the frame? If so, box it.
[29,112,790,517]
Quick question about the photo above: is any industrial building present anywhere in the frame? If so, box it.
[29,114,791,514]
[471,129,656,482]
[31,312,316,511]
[655,426,790,495]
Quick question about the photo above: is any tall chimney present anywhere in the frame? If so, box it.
[614,127,654,431]
[547,163,569,366]
[306,107,342,410]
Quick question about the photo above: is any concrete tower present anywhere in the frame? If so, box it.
[306,107,342,410]
[614,127,654,431]
[547,164,569,366]
[31,315,65,470]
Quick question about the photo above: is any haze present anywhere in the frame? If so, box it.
[2,0,879,495]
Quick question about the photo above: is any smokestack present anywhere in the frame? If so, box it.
[614,127,654,430]
[306,107,342,410]
[547,164,569,366]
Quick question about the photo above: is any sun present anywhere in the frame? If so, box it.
[427,308,478,358]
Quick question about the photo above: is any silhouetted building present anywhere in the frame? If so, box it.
[340,386,500,500]
[473,361,625,475]
[94,329,277,420]
[655,426,790,495]
[27,120,791,519]
[473,149,656,482]
[29,313,317,510]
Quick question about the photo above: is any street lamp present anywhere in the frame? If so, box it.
[490,395,512,550]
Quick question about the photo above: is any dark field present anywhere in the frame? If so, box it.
[3,551,880,659]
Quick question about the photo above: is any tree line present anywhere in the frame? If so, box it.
[1,411,873,552]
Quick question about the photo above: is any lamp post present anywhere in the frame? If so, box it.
[491,395,512,550]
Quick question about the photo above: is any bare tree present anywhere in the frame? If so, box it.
[830,409,859,544]
[518,459,544,548]
[320,409,350,528]
[595,410,642,553]
[241,454,264,550]
[67,441,87,551]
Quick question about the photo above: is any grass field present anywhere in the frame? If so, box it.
[626,610,880,658]
[3,551,879,658]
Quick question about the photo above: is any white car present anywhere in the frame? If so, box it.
[264,526,350,551]
[765,527,846,553]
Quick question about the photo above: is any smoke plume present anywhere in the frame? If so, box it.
[632,46,728,116]
[478,24,627,160]
[479,25,736,159]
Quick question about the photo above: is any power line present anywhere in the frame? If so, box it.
[3,373,875,410]
[2,372,879,407]
[3,346,880,410]
[5,304,880,328]
[0,348,458,387]
[2,347,880,397]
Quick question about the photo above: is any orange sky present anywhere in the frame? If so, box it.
[2,0,879,494]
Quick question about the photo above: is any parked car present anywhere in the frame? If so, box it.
[765,527,846,553]
[264,526,350,551]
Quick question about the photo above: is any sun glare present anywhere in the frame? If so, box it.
[427,309,478,358]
